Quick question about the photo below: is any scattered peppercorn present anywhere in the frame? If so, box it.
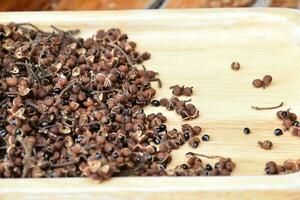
[231,61,240,71]
[202,134,210,141]
[243,127,251,135]
[258,140,273,150]
[150,100,160,107]
[262,75,272,86]
[274,128,283,136]
[252,75,273,89]
[252,79,264,88]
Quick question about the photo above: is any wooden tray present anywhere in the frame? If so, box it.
[1,8,300,199]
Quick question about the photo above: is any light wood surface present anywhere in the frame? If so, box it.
[1,8,300,199]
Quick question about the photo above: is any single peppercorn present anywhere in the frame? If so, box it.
[243,127,251,135]
[75,135,84,143]
[61,99,69,106]
[150,100,160,107]
[205,164,213,171]
[274,128,283,136]
[183,132,191,141]
[40,121,49,127]
[112,151,119,159]
[158,124,167,132]
[90,123,101,132]
[146,154,153,162]
[202,134,210,141]
[95,152,102,160]
[262,75,272,86]
[15,128,22,135]
[231,61,240,71]
[252,79,263,88]
[181,164,189,170]
[153,137,161,144]
[258,140,273,150]
[292,121,299,127]
[52,87,62,94]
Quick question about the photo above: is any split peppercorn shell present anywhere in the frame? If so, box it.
[252,79,264,88]
[231,61,240,71]
[262,75,272,86]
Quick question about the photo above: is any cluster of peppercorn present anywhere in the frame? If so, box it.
[0,23,233,180]
[159,97,199,120]
[171,153,235,176]
[276,109,299,132]
[265,159,300,175]
[170,85,193,97]
[252,75,272,89]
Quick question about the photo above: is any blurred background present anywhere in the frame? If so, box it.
[0,0,299,11]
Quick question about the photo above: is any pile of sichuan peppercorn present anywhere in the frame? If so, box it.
[0,23,234,180]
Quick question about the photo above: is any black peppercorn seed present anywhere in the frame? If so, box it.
[75,135,84,143]
[146,154,152,162]
[61,99,69,106]
[205,164,213,171]
[41,121,49,127]
[15,128,22,135]
[135,156,142,163]
[158,124,167,132]
[112,151,119,159]
[181,164,189,170]
[243,127,251,135]
[0,129,7,137]
[109,113,116,120]
[52,87,62,94]
[95,152,102,160]
[274,128,283,136]
[292,121,299,127]
[202,134,210,141]
[91,123,101,132]
[151,100,160,107]
[183,132,190,141]
[153,137,161,144]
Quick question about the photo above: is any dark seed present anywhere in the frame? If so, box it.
[292,121,299,127]
[282,111,288,119]
[243,127,251,135]
[205,164,213,171]
[153,137,161,144]
[95,152,102,160]
[0,129,7,137]
[202,134,210,141]
[135,156,142,163]
[61,99,69,106]
[75,135,84,143]
[52,88,62,94]
[146,154,152,162]
[183,132,190,141]
[91,123,101,132]
[112,151,119,159]
[181,164,188,170]
[41,121,49,127]
[15,128,22,135]
[151,100,160,107]
[274,128,283,136]
[158,124,166,132]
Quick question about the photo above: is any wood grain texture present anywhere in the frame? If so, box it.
[0,8,300,199]
[164,0,257,8]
